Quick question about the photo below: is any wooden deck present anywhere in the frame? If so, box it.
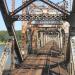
[11,42,69,75]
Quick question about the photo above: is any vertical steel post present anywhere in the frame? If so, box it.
[11,39,15,70]
[21,0,28,58]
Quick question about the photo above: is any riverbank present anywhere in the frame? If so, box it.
[0,41,21,45]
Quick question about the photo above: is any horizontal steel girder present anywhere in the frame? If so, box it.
[12,14,65,21]
[32,21,63,25]
[12,14,64,25]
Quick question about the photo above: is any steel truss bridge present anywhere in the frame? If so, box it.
[0,0,75,75]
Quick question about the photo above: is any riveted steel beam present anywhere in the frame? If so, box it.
[12,14,65,21]
[0,0,22,63]
[40,0,69,15]
[0,0,13,35]
[10,0,36,16]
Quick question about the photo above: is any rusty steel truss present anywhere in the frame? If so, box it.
[0,0,74,64]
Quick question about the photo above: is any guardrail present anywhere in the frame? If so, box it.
[0,41,12,75]
[70,37,75,75]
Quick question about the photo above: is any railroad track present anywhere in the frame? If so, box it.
[12,55,47,75]
[12,41,69,75]
[42,53,69,75]
[12,54,69,75]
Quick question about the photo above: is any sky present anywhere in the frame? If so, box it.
[0,0,72,31]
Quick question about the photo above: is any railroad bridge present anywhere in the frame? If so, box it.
[0,0,75,75]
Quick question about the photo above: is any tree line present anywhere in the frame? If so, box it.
[0,30,21,42]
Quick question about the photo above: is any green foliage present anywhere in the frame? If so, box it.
[15,30,21,41]
[0,30,21,42]
[0,31,9,42]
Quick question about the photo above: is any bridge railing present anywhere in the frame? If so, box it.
[0,41,12,75]
[70,38,75,75]
[70,55,75,75]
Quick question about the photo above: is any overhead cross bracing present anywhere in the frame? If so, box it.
[0,0,75,75]
[10,0,69,16]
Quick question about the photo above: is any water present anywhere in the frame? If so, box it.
[0,44,11,65]
[0,45,4,57]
